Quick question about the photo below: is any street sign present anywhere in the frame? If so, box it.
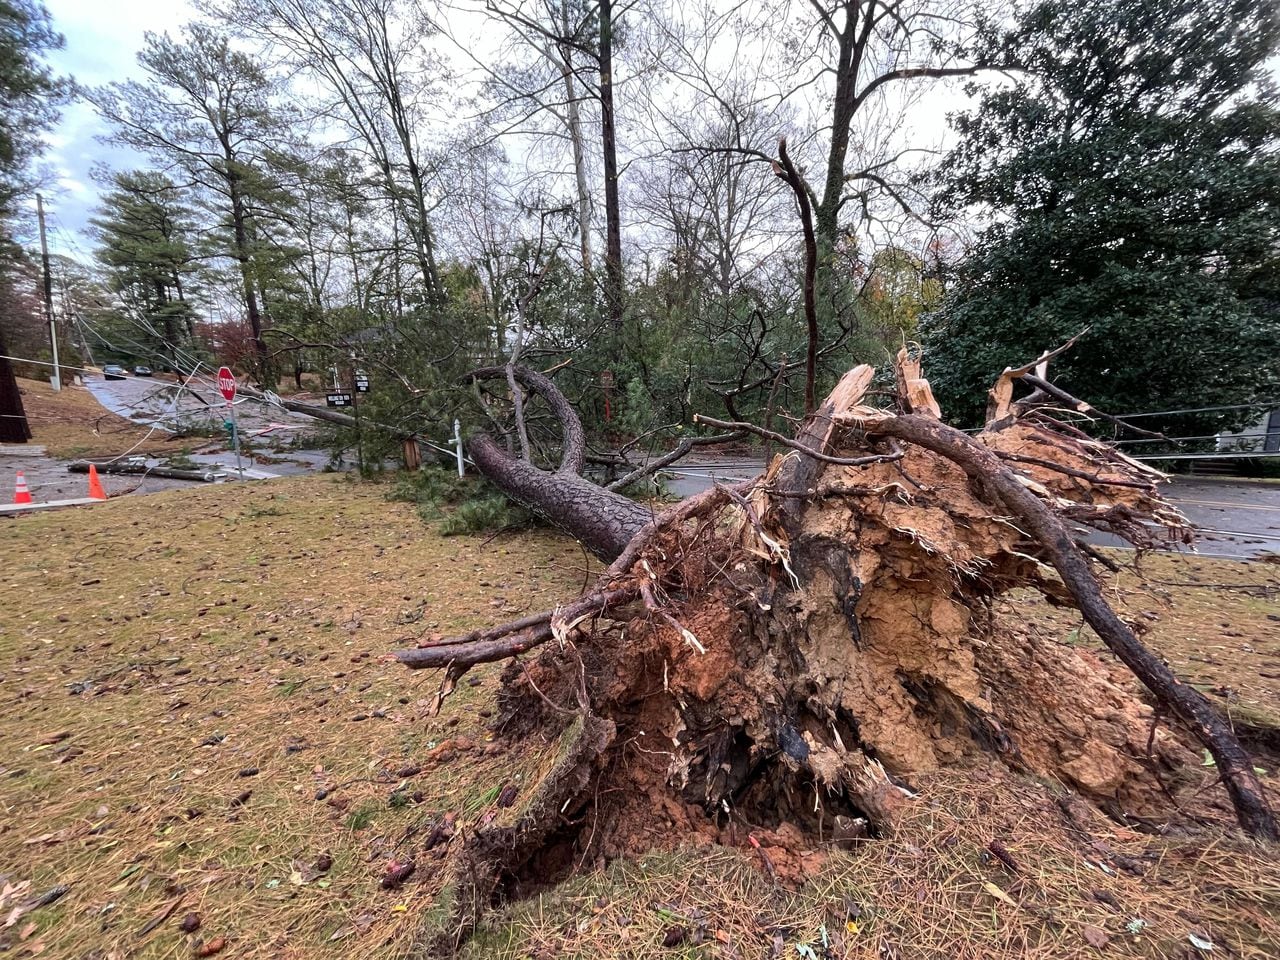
[216,366,243,480]
[217,366,237,402]
[355,372,371,394]
[326,392,354,408]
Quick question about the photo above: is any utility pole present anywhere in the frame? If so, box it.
[36,194,60,391]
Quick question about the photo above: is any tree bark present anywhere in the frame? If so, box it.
[461,364,653,559]
[225,168,269,380]
[0,321,31,444]
[68,460,218,482]
[466,365,586,474]
[470,433,651,560]
[599,0,623,329]
[559,0,593,274]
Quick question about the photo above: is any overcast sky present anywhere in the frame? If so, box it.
[38,0,193,255]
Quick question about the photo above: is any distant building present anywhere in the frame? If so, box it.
[1218,407,1280,453]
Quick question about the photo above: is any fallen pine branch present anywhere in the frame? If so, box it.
[693,414,903,467]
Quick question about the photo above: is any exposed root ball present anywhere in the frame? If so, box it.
[399,355,1275,947]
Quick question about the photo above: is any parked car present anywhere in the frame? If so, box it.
[133,365,153,376]
[103,364,127,380]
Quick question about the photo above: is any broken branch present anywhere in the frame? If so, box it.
[694,413,903,467]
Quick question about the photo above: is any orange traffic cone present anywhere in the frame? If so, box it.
[87,464,108,501]
[12,470,32,504]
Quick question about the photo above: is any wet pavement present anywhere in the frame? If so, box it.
[2,375,343,504]
[662,457,1280,561]
[84,374,321,439]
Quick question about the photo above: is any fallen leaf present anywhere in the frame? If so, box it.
[194,935,226,956]
[380,860,416,889]
[1083,925,1110,949]
[982,881,1016,907]
[661,925,688,947]
[136,898,183,938]
[293,853,333,883]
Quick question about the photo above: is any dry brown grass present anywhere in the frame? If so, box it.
[0,475,1277,959]
[464,773,1280,959]
[0,475,587,958]
[13,377,173,459]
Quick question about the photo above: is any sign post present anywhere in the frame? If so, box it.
[217,366,244,481]
[453,418,464,478]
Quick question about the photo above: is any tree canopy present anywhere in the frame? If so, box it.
[922,0,1280,437]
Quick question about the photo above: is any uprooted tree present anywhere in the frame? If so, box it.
[392,344,1276,946]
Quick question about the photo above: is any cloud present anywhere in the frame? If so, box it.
[38,0,195,247]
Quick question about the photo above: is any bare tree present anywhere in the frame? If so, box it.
[204,0,448,303]
[89,25,284,376]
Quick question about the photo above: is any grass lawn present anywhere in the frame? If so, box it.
[1,474,1277,958]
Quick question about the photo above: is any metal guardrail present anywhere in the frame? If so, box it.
[1096,400,1280,461]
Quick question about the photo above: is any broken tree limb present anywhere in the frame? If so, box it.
[394,586,639,671]
[465,365,586,474]
[67,461,218,482]
[773,136,819,414]
[694,414,904,467]
[1013,376,1172,442]
[1019,373,1170,441]
[391,483,745,674]
[605,431,745,492]
[986,328,1091,423]
[865,413,1277,841]
[991,451,1158,490]
[234,384,377,432]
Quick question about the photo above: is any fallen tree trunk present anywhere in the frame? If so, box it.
[461,365,657,560]
[67,460,218,482]
[394,352,1276,952]
[235,384,408,436]
[468,433,653,561]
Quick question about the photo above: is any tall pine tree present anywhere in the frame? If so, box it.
[91,171,199,369]
[0,0,65,442]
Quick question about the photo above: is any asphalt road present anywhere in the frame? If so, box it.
[10,378,1280,559]
[662,457,1280,561]
[1,376,342,505]
[84,374,319,438]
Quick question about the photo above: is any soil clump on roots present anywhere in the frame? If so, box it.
[394,351,1276,951]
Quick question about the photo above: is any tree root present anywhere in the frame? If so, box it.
[394,349,1275,948]
[865,412,1276,840]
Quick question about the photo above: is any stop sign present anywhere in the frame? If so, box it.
[217,366,237,402]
